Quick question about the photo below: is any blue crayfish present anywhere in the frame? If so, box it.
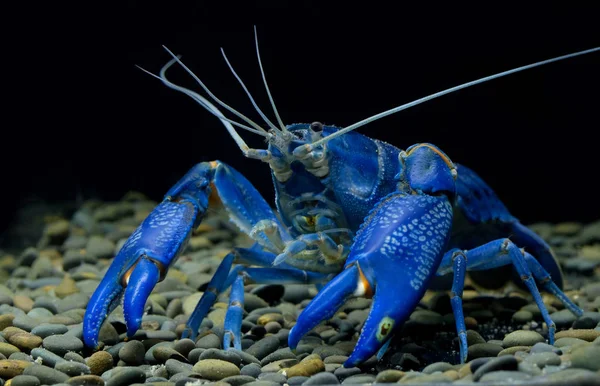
[83,30,598,367]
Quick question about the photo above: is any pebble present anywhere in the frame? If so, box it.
[555,337,589,347]
[512,310,534,323]
[31,323,69,338]
[260,347,296,366]
[304,371,340,384]
[11,374,42,386]
[3,200,600,386]
[65,374,106,385]
[259,372,287,384]
[196,333,221,349]
[31,347,67,367]
[118,340,145,365]
[0,359,32,378]
[165,358,193,376]
[422,361,453,374]
[200,348,243,367]
[193,359,241,380]
[374,369,405,383]
[8,332,43,350]
[334,366,361,380]
[570,344,600,371]
[472,356,518,381]
[502,330,545,347]
[498,346,531,356]
[240,363,262,378]
[245,336,280,360]
[105,367,146,386]
[467,343,503,359]
[341,374,376,384]
[0,342,20,357]
[530,341,561,354]
[555,328,600,341]
[87,351,114,375]
[223,375,259,386]
[23,363,70,384]
[173,338,196,357]
[55,360,91,376]
[42,334,84,356]
[229,349,261,365]
[465,329,486,345]
[551,309,579,327]
[479,370,531,383]
[285,358,325,378]
[523,351,561,368]
[261,358,298,373]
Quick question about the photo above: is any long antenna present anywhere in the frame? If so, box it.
[308,47,599,149]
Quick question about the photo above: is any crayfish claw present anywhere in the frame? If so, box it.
[123,257,161,337]
[83,273,124,349]
[289,265,359,350]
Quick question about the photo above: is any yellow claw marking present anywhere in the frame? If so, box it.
[121,256,168,287]
[357,264,373,298]
[376,316,395,342]
[406,144,456,175]
[207,161,222,207]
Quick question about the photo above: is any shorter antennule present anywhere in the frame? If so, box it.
[221,47,282,134]
[254,26,288,133]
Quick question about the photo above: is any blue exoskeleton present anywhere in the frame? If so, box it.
[83,31,598,367]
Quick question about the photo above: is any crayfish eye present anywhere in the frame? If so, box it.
[310,121,324,132]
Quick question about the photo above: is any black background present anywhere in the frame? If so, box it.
[3,2,599,237]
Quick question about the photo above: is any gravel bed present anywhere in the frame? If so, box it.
[0,193,599,385]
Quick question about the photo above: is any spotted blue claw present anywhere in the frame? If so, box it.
[83,162,214,348]
[290,144,457,368]
[83,159,288,349]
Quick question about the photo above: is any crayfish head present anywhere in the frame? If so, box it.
[277,122,325,153]
[399,143,457,198]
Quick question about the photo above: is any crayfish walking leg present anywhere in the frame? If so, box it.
[436,239,584,363]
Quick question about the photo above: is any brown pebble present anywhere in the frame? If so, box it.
[375,369,405,383]
[458,363,472,378]
[153,346,188,363]
[0,314,15,330]
[175,323,187,337]
[285,358,325,378]
[498,346,531,357]
[66,374,106,385]
[55,275,80,298]
[2,326,26,340]
[86,351,114,375]
[257,313,284,326]
[465,316,478,329]
[12,296,34,313]
[193,359,240,380]
[555,329,600,342]
[443,369,460,381]
[9,332,42,350]
[0,342,20,357]
[141,320,160,331]
[0,359,32,378]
